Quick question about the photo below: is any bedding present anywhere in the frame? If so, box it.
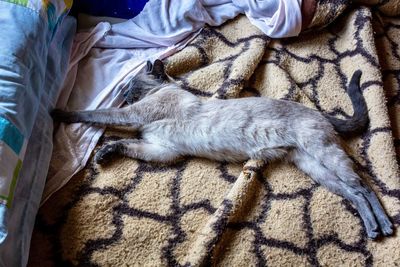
[93,0,303,49]
[29,1,400,266]
[0,1,75,266]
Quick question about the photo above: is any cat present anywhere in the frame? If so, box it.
[52,60,393,239]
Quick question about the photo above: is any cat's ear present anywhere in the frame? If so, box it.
[146,61,153,73]
[152,59,165,77]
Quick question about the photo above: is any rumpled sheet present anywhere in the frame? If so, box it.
[95,0,302,48]
[44,0,304,202]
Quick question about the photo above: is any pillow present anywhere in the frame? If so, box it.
[0,1,74,266]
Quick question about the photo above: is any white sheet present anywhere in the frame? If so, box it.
[95,0,302,48]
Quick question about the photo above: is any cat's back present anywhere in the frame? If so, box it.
[200,96,318,121]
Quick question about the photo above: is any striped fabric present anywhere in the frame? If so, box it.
[0,116,27,208]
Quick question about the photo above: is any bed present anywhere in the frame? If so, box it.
[0,0,399,266]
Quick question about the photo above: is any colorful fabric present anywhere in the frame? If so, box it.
[0,0,72,33]
[0,116,26,208]
[0,1,75,266]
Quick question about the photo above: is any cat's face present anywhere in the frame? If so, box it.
[124,60,172,104]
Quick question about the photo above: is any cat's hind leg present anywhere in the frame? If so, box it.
[307,142,393,237]
[290,149,390,239]
[95,139,179,164]
[357,181,394,236]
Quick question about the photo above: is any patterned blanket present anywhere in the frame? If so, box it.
[29,2,400,266]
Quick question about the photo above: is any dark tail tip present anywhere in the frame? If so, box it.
[350,70,362,88]
[50,109,60,119]
[353,69,362,79]
[51,109,76,123]
[51,109,66,121]
[326,70,369,136]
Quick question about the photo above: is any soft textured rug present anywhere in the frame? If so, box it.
[29,2,400,266]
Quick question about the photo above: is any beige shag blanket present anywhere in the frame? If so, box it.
[29,2,400,266]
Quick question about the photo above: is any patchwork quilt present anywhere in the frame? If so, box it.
[29,1,400,266]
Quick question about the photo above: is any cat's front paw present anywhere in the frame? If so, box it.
[95,143,120,165]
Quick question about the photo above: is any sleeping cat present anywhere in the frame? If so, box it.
[52,60,393,239]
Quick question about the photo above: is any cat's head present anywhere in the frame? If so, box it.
[124,60,173,104]
[146,59,170,81]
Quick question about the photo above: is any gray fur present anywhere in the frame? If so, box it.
[52,61,393,239]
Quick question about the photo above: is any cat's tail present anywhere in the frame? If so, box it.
[325,70,369,136]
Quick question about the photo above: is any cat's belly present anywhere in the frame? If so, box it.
[182,141,250,162]
[141,121,289,162]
